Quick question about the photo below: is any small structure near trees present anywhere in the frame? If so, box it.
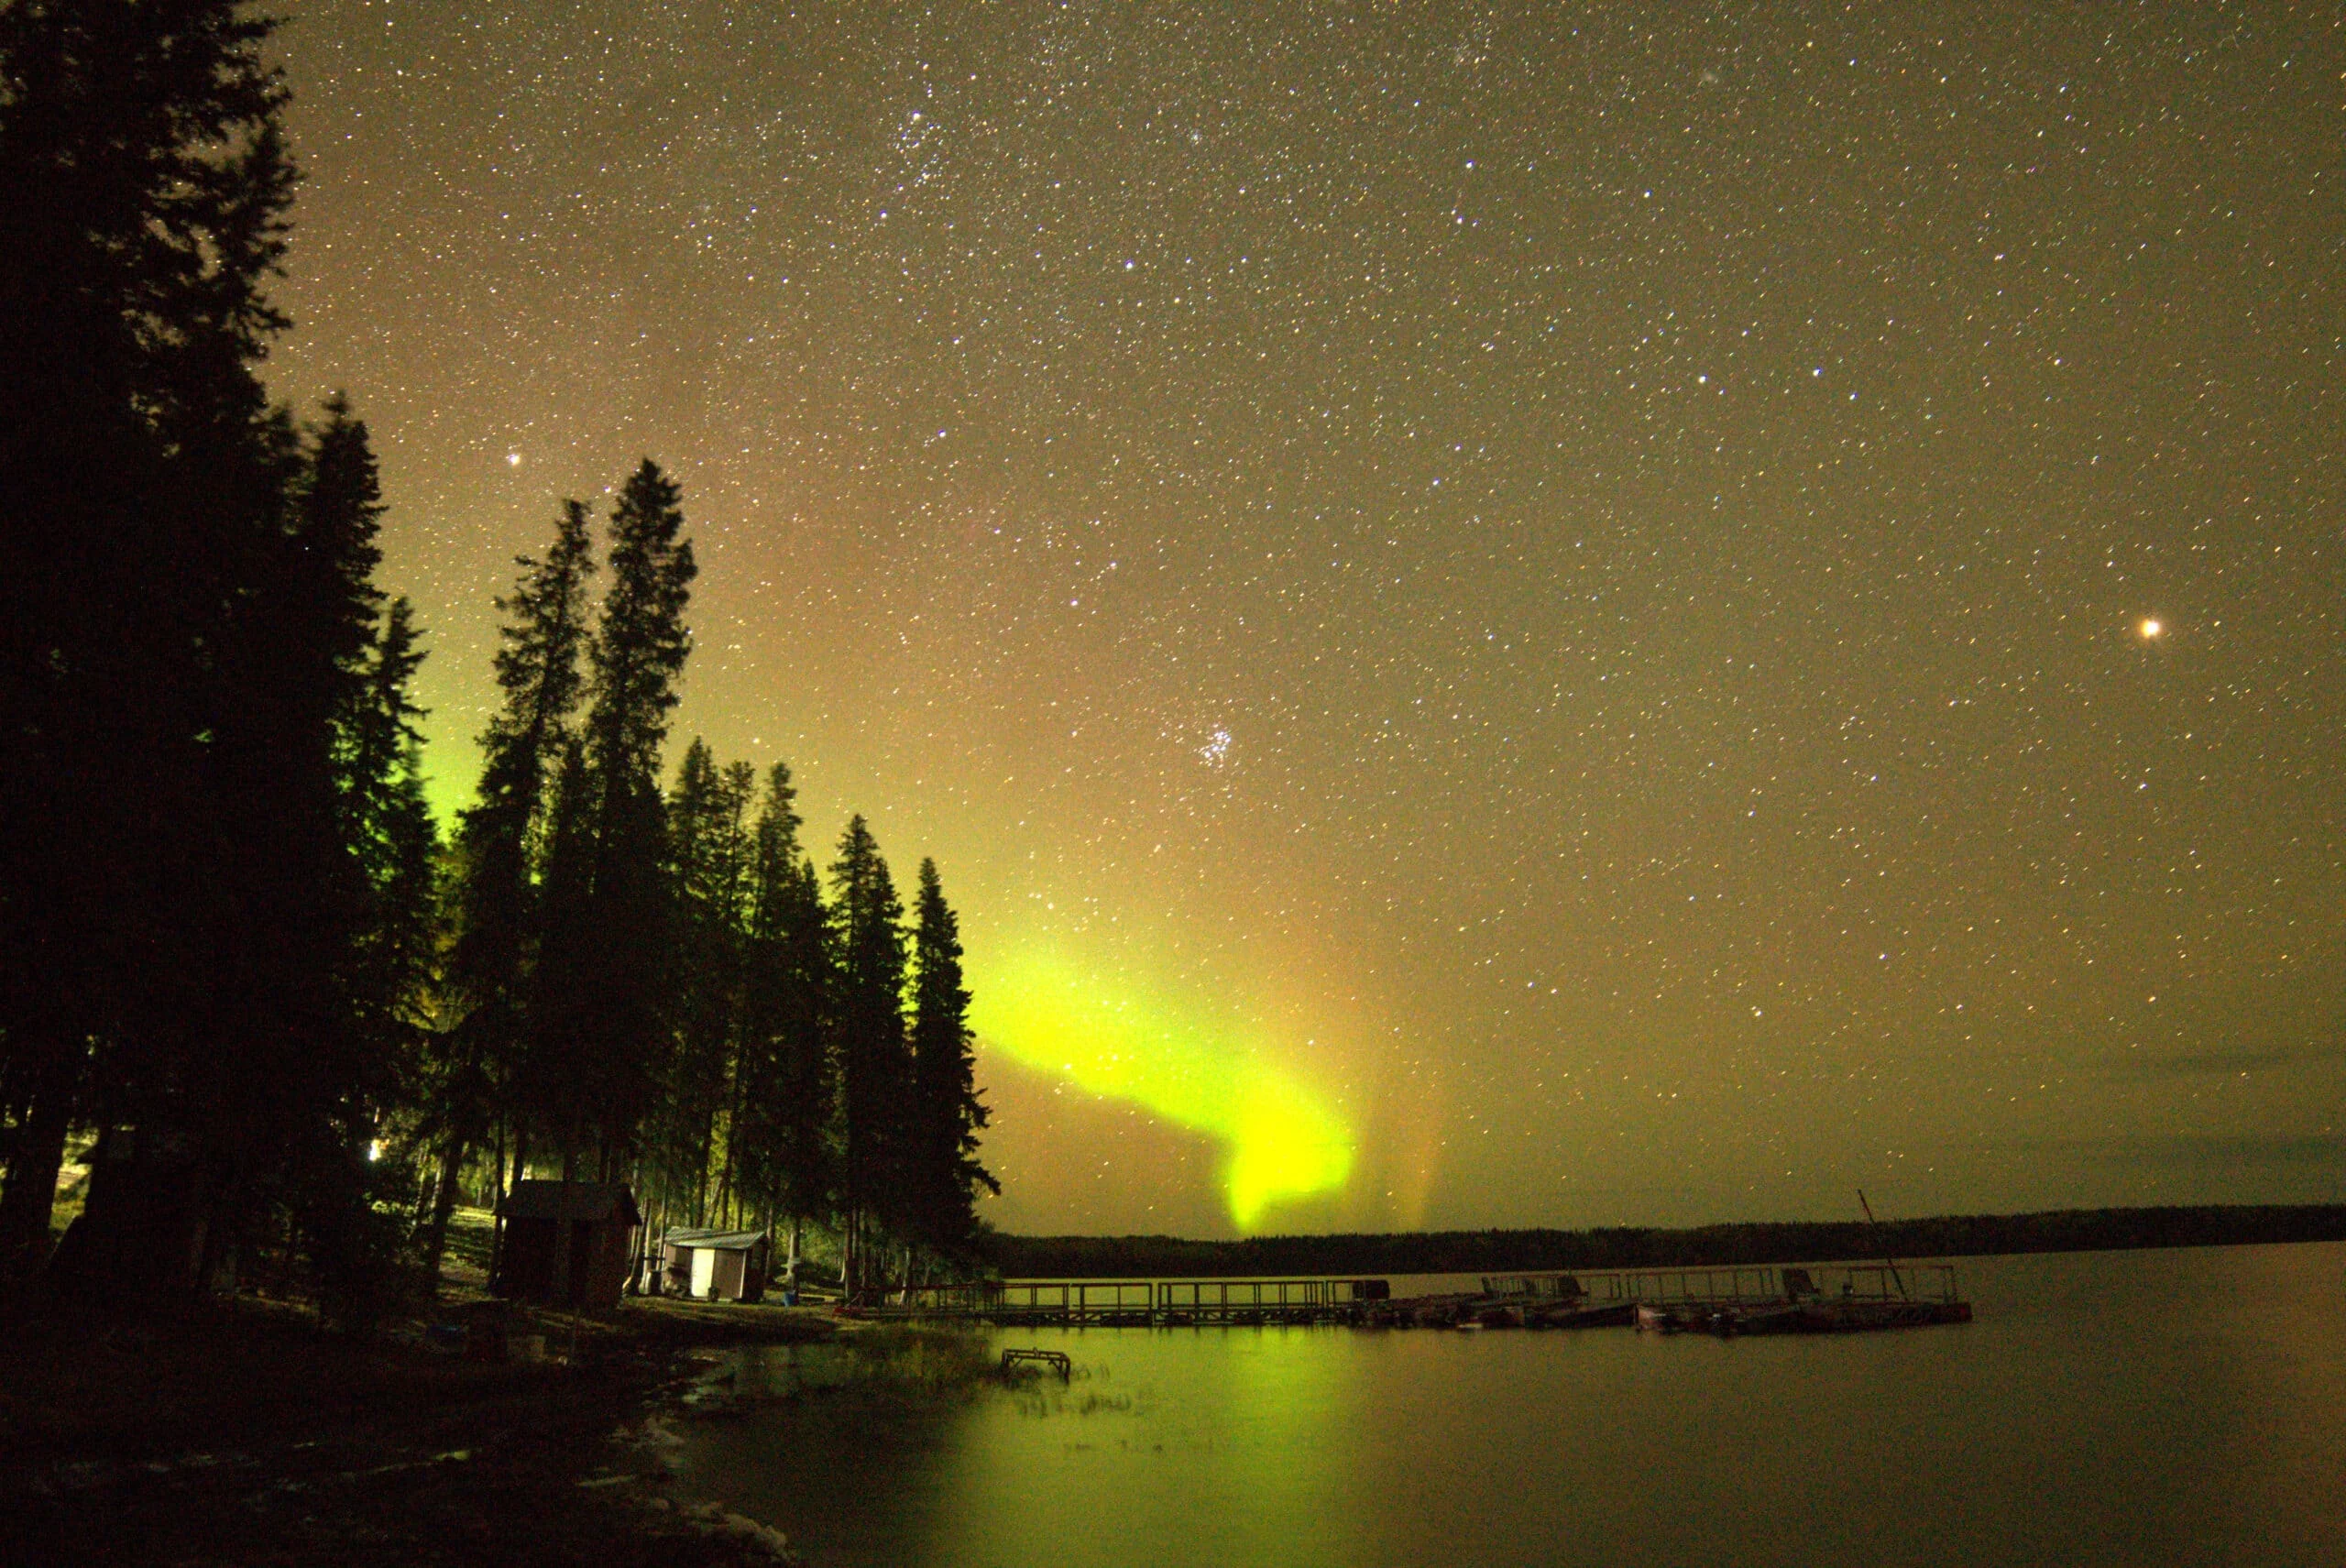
[44,1126,222,1295]
[494,1180,640,1310]
[660,1227,770,1301]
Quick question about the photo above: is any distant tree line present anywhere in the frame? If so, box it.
[985,1204,2346,1279]
[0,0,990,1316]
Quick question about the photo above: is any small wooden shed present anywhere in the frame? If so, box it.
[660,1227,771,1301]
[494,1180,641,1310]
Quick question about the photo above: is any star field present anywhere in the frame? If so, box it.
[270,2,2342,1234]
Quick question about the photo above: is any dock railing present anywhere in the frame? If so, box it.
[1612,1266,1789,1304]
[992,1280,1156,1322]
[1157,1278,1366,1315]
[1801,1262,1960,1303]
[889,1281,1005,1315]
[1480,1273,1586,1300]
[1573,1261,1962,1306]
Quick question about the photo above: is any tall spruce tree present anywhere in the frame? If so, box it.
[705,757,760,1225]
[301,594,441,1322]
[536,461,695,1174]
[734,762,835,1277]
[0,0,301,1270]
[337,597,439,1080]
[425,502,594,1287]
[518,737,597,1173]
[195,392,401,1297]
[908,859,995,1257]
[658,740,753,1228]
[450,502,595,1030]
[828,815,910,1294]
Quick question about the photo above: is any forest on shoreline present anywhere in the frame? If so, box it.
[986,1203,2346,1278]
[0,0,992,1319]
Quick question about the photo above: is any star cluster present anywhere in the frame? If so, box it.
[271,2,2342,1234]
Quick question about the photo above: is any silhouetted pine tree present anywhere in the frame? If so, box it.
[199,391,414,1299]
[517,737,597,1174]
[734,762,836,1277]
[425,502,594,1287]
[299,594,441,1322]
[338,597,439,1074]
[538,461,695,1174]
[908,859,995,1257]
[828,815,910,1294]
[657,740,753,1227]
[0,0,300,1270]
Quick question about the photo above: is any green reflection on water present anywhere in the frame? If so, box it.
[674,1246,2346,1568]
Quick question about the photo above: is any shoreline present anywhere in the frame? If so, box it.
[1,1290,843,1566]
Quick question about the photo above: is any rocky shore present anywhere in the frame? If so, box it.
[1,1292,835,1567]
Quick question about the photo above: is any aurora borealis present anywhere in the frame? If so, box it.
[265,4,2341,1236]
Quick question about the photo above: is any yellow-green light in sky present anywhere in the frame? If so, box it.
[972,947,1354,1231]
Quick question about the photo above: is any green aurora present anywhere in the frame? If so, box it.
[971,947,1354,1232]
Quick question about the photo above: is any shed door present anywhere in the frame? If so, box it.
[566,1221,598,1305]
[691,1246,717,1298]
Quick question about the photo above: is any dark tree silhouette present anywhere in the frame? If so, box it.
[733,762,837,1277]
[909,858,996,1257]
[536,461,696,1175]
[0,0,300,1270]
[425,502,594,1288]
[828,815,910,1293]
[657,740,753,1227]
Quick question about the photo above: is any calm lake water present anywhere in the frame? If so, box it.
[672,1243,2346,1567]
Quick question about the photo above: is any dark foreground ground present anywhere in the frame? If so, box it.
[0,1290,832,1568]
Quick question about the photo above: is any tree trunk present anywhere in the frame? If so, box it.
[488,1126,524,1292]
[0,1075,73,1269]
[417,1133,468,1300]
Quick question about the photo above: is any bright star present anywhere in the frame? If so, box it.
[2139,618,2162,639]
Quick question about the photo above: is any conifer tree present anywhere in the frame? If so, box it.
[658,740,753,1227]
[339,597,440,1067]
[296,594,440,1317]
[450,503,595,1031]
[909,859,996,1257]
[705,757,760,1226]
[517,737,597,1173]
[734,762,835,1278]
[828,815,910,1294]
[182,391,403,1294]
[426,503,593,1285]
[0,0,301,1268]
[537,461,696,1173]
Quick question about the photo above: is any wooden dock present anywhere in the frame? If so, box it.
[850,1277,1390,1327]
[1620,1263,1973,1335]
[850,1261,1968,1335]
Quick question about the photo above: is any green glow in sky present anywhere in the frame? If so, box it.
[972,946,1354,1230]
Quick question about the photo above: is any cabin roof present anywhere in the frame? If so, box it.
[499,1179,641,1224]
[663,1228,767,1252]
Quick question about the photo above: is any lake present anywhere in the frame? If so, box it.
[671,1242,2346,1566]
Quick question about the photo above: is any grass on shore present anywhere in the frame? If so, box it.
[0,1229,847,1567]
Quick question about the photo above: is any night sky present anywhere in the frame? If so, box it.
[267,3,2342,1237]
